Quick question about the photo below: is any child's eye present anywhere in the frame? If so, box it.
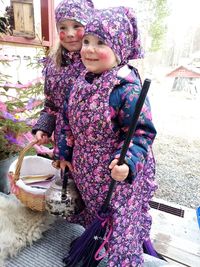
[97,40,105,45]
[74,24,81,29]
[60,26,66,30]
[83,39,89,45]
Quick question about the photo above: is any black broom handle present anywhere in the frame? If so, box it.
[101,78,151,213]
[61,167,69,202]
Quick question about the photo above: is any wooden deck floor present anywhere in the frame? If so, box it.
[150,198,200,267]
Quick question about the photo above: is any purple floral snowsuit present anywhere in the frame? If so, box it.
[32,0,94,158]
[58,7,157,267]
[32,54,84,157]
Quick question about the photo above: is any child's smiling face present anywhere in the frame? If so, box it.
[57,19,85,52]
[81,34,118,74]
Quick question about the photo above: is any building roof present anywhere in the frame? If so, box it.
[166,65,200,78]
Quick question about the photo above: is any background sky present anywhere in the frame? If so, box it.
[54,0,136,9]
[54,0,200,33]
[93,0,135,8]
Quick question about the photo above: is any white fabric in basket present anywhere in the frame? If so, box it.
[9,156,60,194]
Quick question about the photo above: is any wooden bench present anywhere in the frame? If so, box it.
[150,198,200,267]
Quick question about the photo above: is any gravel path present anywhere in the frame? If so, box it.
[150,87,200,209]
[154,134,200,208]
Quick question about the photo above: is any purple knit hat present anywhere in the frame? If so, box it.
[84,6,143,64]
[55,0,94,25]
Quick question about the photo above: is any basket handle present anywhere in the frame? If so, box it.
[14,140,39,182]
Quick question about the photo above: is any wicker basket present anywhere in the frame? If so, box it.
[8,141,59,212]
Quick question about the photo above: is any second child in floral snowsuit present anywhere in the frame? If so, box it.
[59,7,157,267]
[32,0,94,159]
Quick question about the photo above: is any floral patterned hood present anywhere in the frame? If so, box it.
[84,6,143,64]
[55,0,94,25]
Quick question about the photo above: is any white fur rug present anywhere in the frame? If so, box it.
[0,193,55,266]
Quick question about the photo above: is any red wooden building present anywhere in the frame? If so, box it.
[0,0,56,84]
[166,65,200,78]
[166,65,200,95]
[0,0,56,48]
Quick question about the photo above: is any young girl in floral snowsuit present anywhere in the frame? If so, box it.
[59,6,157,266]
[32,0,94,159]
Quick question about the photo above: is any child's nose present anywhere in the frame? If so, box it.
[87,45,95,53]
[67,28,75,37]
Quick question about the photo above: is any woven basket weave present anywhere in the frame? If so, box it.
[8,141,59,212]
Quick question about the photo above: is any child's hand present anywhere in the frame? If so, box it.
[60,160,74,172]
[109,159,129,181]
[35,130,49,145]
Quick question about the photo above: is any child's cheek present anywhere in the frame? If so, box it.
[59,31,65,41]
[80,47,86,57]
[76,28,85,40]
[98,51,110,61]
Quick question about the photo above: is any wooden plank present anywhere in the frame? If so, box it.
[152,234,200,266]
[164,257,188,267]
[13,3,25,32]
[22,3,34,33]
[12,0,33,4]
[0,35,51,46]
[149,198,200,267]
[12,1,35,38]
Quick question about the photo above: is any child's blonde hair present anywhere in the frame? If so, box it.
[49,42,63,69]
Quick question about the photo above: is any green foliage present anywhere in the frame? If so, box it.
[0,59,11,83]
[0,58,44,160]
[148,0,170,51]
[0,116,30,159]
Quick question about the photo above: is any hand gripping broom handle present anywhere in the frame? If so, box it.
[101,79,151,213]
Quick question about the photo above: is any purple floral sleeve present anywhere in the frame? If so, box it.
[32,59,58,137]
[58,100,74,161]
